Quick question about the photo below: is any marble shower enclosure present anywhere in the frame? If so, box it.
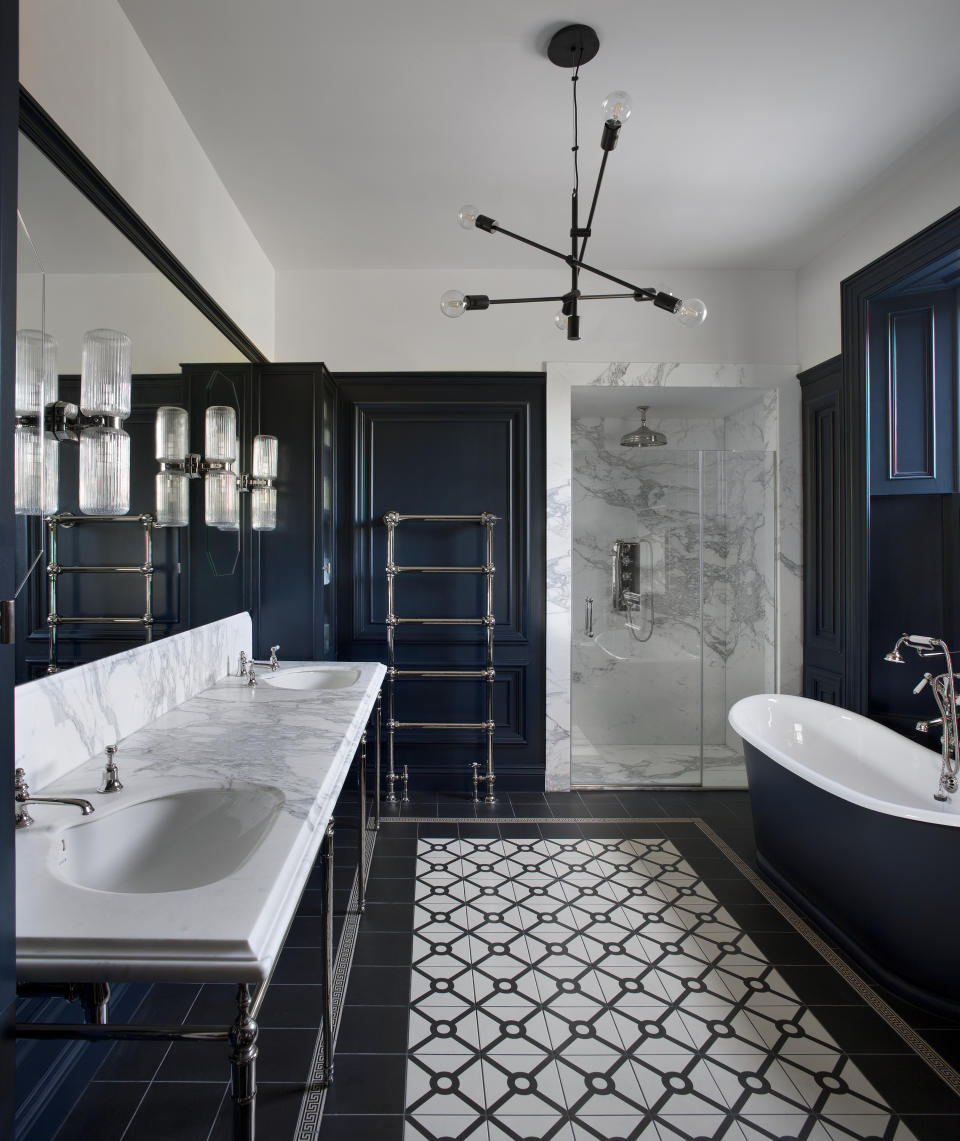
[570,412,776,786]
[546,363,801,791]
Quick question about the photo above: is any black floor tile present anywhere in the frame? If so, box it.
[257,983,326,1029]
[131,982,202,1025]
[360,901,417,932]
[813,1003,929,1054]
[296,888,326,916]
[352,930,414,967]
[900,1115,960,1141]
[364,877,416,904]
[210,1082,308,1141]
[271,945,327,985]
[334,1003,410,1053]
[318,1114,405,1140]
[93,1039,170,1082]
[746,929,832,965]
[370,856,419,880]
[776,963,866,1005]
[537,821,585,838]
[285,913,327,946]
[344,965,413,1006]
[679,854,744,880]
[509,802,556,817]
[122,1080,227,1141]
[376,820,419,836]
[853,1054,960,1113]
[497,820,545,838]
[920,1029,960,1070]
[53,1081,149,1141]
[155,1039,233,1084]
[457,821,502,838]
[254,1027,320,1083]
[321,1053,407,1115]
[722,903,797,933]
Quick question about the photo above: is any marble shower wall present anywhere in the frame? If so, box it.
[547,363,801,790]
[571,416,776,774]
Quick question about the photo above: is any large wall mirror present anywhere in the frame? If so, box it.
[14,91,263,682]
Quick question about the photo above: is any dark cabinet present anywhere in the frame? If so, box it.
[869,290,956,495]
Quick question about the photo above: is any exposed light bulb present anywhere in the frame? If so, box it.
[554,310,568,332]
[675,298,708,328]
[458,204,479,229]
[440,290,467,318]
[601,90,632,124]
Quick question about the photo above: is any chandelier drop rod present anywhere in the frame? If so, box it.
[441,23,707,341]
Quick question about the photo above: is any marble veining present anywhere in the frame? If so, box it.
[16,657,384,983]
[16,612,252,791]
[545,362,801,790]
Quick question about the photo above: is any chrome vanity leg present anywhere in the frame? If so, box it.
[374,691,382,831]
[357,730,367,915]
[80,982,111,1024]
[229,983,258,1141]
[320,821,335,1086]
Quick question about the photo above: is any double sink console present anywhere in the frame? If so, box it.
[14,612,385,1139]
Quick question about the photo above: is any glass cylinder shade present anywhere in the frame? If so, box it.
[156,405,189,462]
[155,470,189,528]
[204,405,237,462]
[79,425,130,515]
[252,434,278,480]
[204,471,238,528]
[15,426,59,516]
[80,328,132,418]
[16,329,58,416]
[251,487,277,532]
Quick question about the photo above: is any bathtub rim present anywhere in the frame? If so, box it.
[729,692,960,829]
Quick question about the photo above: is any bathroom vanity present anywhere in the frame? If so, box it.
[13,612,384,1138]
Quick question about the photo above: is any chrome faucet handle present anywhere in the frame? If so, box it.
[269,645,280,670]
[15,768,33,823]
[247,663,257,687]
[98,744,123,794]
[236,651,249,677]
[916,718,943,734]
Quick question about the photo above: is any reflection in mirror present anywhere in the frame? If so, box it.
[203,370,241,578]
[14,129,253,681]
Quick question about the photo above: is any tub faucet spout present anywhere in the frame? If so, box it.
[884,634,960,802]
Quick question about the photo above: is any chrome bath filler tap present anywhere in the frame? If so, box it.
[884,633,960,802]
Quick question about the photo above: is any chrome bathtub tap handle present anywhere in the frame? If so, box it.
[916,718,943,734]
[247,663,257,687]
[15,768,94,828]
[98,744,123,794]
[236,650,249,677]
[269,645,280,670]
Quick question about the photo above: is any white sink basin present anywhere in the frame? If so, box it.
[261,667,361,691]
[52,785,284,894]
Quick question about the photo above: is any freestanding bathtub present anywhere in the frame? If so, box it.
[729,693,960,1018]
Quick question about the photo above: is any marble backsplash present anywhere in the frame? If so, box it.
[16,612,252,791]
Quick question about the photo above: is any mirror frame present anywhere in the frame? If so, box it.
[18,84,266,366]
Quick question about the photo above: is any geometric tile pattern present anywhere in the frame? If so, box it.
[405,837,917,1141]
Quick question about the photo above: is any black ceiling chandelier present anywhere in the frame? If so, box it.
[441,23,707,342]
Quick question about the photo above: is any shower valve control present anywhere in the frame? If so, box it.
[612,539,640,610]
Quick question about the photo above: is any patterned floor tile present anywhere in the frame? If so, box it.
[402,835,929,1141]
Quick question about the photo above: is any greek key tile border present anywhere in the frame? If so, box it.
[294,821,379,1141]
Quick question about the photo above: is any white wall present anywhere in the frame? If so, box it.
[278,267,798,373]
[20,0,277,359]
[798,116,960,370]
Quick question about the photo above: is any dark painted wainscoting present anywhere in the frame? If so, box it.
[336,373,546,794]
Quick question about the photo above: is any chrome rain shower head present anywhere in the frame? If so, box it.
[620,406,667,448]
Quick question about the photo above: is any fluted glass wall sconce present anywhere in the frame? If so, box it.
[15,327,132,518]
[153,403,279,532]
[14,328,59,516]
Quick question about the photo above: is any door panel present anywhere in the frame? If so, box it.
[337,376,544,792]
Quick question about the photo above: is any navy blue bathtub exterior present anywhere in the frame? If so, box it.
[744,739,960,1019]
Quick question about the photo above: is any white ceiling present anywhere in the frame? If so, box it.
[117,0,960,274]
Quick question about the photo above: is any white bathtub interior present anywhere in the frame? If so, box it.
[571,387,777,788]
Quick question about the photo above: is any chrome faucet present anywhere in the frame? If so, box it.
[15,768,95,829]
[97,744,123,794]
[236,645,279,676]
[252,645,280,671]
[884,634,960,802]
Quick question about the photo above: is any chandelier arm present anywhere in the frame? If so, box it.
[577,149,610,264]
[571,258,659,302]
[484,223,572,265]
[485,296,568,306]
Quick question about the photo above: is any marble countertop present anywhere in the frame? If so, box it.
[16,660,385,984]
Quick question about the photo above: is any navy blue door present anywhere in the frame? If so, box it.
[336,374,545,794]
